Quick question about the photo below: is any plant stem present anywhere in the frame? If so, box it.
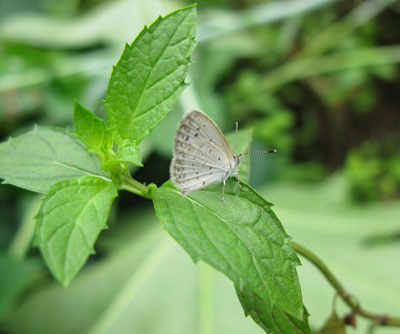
[118,174,152,199]
[291,241,400,327]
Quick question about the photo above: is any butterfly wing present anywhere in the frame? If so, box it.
[170,110,235,194]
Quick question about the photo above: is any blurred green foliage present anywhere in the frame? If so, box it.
[346,136,400,202]
[1,0,400,332]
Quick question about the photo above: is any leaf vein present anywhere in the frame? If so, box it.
[126,11,190,133]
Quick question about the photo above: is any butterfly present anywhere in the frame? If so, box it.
[170,110,276,203]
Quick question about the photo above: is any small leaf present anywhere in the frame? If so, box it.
[318,310,346,334]
[105,5,197,146]
[73,101,113,162]
[0,127,109,193]
[102,140,143,170]
[226,128,253,183]
[153,179,304,319]
[236,284,311,334]
[35,176,118,286]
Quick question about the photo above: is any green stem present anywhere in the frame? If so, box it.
[118,174,152,199]
[291,241,400,327]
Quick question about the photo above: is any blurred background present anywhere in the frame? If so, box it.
[1,0,400,333]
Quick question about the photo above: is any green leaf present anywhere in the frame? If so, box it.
[0,253,40,320]
[73,101,113,162]
[105,5,197,146]
[318,310,345,334]
[102,140,143,170]
[0,127,109,194]
[236,284,311,334]
[35,176,118,286]
[153,179,304,319]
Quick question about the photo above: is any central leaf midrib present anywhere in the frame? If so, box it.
[180,190,274,298]
[62,181,109,278]
[51,160,110,181]
[125,11,189,136]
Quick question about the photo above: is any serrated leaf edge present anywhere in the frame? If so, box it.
[34,176,118,286]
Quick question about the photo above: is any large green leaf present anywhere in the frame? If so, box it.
[153,179,304,319]
[34,176,118,286]
[105,5,197,146]
[0,127,109,193]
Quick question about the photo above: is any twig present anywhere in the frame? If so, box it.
[291,241,400,327]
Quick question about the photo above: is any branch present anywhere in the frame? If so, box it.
[291,241,400,327]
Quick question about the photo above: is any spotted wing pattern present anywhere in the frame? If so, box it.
[170,110,235,194]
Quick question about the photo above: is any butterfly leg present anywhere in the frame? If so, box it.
[234,170,242,193]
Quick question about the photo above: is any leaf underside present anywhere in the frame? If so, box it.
[35,176,118,286]
[153,179,304,319]
[105,5,197,146]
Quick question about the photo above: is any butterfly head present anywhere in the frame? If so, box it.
[233,154,243,167]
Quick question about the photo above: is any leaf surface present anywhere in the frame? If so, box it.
[105,5,197,145]
[236,284,311,334]
[73,101,113,162]
[102,140,142,170]
[153,179,304,319]
[0,127,108,193]
[35,176,118,285]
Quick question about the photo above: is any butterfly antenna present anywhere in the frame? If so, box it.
[233,121,239,154]
[242,149,277,155]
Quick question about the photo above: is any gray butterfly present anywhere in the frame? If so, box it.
[170,110,276,202]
